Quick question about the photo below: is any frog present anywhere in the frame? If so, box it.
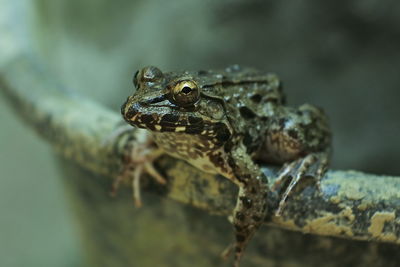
[120,65,331,267]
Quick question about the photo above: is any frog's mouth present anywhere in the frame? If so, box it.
[121,99,206,134]
[122,98,231,144]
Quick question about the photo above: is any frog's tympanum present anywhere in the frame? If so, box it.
[121,65,331,267]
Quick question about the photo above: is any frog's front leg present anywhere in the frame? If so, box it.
[110,128,166,206]
[273,150,329,215]
[222,146,269,267]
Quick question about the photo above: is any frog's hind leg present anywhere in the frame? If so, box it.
[273,152,329,216]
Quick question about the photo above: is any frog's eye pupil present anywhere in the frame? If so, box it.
[182,86,192,94]
[169,80,200,107]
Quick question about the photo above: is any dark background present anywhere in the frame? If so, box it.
[1,1,399,266]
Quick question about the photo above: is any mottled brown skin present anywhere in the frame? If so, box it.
[121,65,331,267]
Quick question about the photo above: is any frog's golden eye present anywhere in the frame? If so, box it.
[170,80,200,107]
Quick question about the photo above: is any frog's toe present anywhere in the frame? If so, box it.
[274,152,328,216]
[110,130,166,207]
[220,242,243,267]
[143,161,167,185]
[220,242,234,260]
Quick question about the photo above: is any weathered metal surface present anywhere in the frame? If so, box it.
[2,54,400,267]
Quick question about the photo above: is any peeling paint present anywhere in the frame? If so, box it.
[329,196,340,204]
[340,206,355,223]
[368,211,396,240]
[303,211,354,237]
[357,202,369,211]
[271,216,299,230]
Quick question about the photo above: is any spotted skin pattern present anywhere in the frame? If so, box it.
[121,65,331,266]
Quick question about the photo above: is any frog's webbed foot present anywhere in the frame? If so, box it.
[109,128,166,207]
[273,152,329,216]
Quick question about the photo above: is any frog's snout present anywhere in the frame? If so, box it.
[121,99,140,122]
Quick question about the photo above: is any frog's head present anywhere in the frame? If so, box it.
[266,104,331,162]
[121,66,231,143]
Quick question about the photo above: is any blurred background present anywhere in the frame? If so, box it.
[1,0,400,266]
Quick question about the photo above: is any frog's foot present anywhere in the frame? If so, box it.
[273,152,328,216]
[110,129,166,207]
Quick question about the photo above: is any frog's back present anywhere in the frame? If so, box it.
[199,65,284,128]
[192,65,286,156]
